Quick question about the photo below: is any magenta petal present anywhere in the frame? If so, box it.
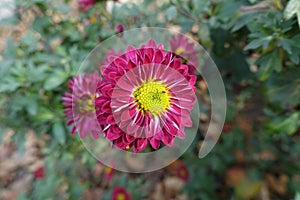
[133,138,148,152]
[154,50,163,63]
[106,128,122,140]
[149,138,160,149]
[161,132,174,146]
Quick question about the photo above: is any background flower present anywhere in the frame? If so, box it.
[169,34,198,73]
[62,71,101,139]
[112,187,131,200]
[78,0,95,12]
[116,23,124,33]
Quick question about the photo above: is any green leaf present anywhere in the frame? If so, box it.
[267,112,300,135]
[244,36,272,51]
[165,6,177,21]
[22,95,38,115]
[266,67,300,108]
[32,107,54,122]
[52,121,66,145]
[279,38,293,54]
[284,0,300,28]
[0,77,20,92]
[231,13,256,32]
[256,48,281,81]
[295,192,300,200]
[43,69,67,90]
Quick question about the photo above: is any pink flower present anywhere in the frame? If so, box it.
[95,39,196,153]
[116,24,124,33]
[175,163,189,181]
[62,71,101,139]
[34,166,45,180]
[78,0,95,12]
[169,34,198,73]
[104,166,115,181]
[112,187,131,200]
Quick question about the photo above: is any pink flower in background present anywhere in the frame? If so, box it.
[62,71,101,139]
[175,163,189,181]
[34,166,45,180]
[78,0,95,12]
[112,187,131,200]
[95,39,196,153]
[104,166,115,181]
[116,24,124,33]
[169,34,198,73]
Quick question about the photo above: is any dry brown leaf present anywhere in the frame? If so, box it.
[176,193,188,200]
[81,188,103,200]
[236,117,252,134]
[152,182,164,200]
[11,174,33,192]
[1,189,18,200]
[265,173,288,195]
[1,129,14,144]
[27,160,45,172]
[163,176,185,199]
[234,150,246,163]
[253,150,276,161]
[259,183,271,200]
[226,165,246,187]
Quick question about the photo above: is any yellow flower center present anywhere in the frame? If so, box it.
[133,81,170,116]
[175,47,185,55]
[116,193,125,200]
[78,94,95,112]
[180,169,187,176]
[105,167,112,174]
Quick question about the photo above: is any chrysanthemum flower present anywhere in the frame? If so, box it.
[95,39,196,153]
[112,187,131,200]
[169,34,198,73]
[34,166,45,180]
[104,166,115,181]
[78,0,95,12]
[116,23,124,33]
[62,71,101,139]
[175,163,189,182]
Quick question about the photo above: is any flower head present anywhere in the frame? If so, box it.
[62,71,101,139]
[175,163,189,181]
[169,34,198,73]
[95,39,196,152]
[78,0,95,12]
[104,166,115,181]
[34,166,45,180]
[112,187,131,200]
[116,24,124,33]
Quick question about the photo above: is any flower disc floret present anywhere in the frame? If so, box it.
[133,81,170,116]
